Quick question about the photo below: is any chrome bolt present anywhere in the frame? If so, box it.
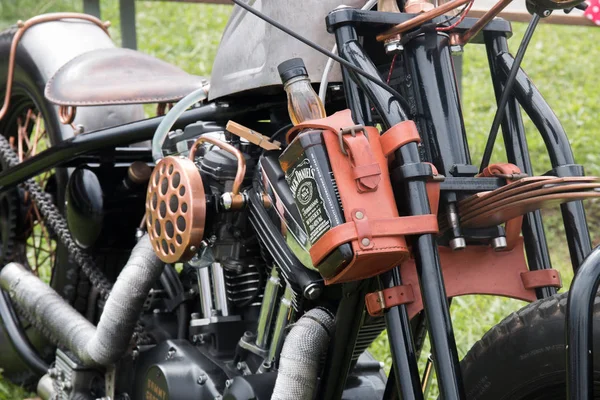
[305,285,322,300]
[197,374,207,385]
[491,236,507,251]
[449,237,466,251]
[221,192,233,210]
[355,211,364,220]
[450,44,464,56]
[384,38,404,55]
[361,238,371,246]
[225,379,233,388]
[74,124,85,135]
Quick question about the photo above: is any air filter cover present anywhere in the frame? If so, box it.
[146,156,206,263]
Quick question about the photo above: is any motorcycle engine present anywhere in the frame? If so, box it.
[142,121,283,399]
[141,120,385,400]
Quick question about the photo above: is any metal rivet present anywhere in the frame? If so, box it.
[355,211,364,220]
[361,238,370,246]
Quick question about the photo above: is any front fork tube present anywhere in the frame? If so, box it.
[380,269,424,400]
[335,26,466,399]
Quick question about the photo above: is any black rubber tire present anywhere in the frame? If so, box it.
[460,291,600,400]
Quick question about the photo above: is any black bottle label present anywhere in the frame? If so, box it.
[285,157,331,244]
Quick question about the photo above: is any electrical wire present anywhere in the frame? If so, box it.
[437,0,474,31]
[318,44,337,102]
[435,0,472,28]
[386,54,398,84]
[479,13,541,172]
[318,0,379,103]
[230,0,411,111]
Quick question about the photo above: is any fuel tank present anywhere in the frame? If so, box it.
[209,0,367,100]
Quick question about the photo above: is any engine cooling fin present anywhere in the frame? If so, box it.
[146,156,206,263]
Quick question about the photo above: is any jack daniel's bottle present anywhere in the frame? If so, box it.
[277,58,352,278]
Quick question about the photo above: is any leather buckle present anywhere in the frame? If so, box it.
[338,125,365,156]
[365,285,415,317]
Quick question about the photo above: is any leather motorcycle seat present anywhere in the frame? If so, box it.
[44,47,207,106]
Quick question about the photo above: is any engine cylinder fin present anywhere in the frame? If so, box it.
[223,264,263,308]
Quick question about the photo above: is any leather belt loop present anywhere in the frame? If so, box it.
[380,120,421,157]
[365,285,415,317]
[521,269,562,290]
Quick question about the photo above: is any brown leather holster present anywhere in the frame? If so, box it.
[287,110,438,284]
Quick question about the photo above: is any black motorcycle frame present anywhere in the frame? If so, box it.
[0,8,593,400]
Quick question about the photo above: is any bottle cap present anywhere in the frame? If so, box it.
[277,58,308,83]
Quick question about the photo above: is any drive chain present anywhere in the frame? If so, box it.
[0,135,113,300]
[0,135,153,346]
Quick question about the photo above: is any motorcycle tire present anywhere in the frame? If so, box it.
[0,19,142,386]
[460,291,600,399]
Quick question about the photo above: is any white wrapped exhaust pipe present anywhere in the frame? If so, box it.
[271,307,335,400]
[0,235,163,366]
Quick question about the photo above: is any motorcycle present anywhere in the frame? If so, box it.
[0,0,597,398]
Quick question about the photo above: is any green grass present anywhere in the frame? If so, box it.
[1,0,600,398]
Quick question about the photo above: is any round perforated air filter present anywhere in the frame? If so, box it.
[146,156,206,263]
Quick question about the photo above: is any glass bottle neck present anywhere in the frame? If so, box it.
[283,75,311,90]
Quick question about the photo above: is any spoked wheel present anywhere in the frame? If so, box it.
[0,20,143,386]
[0,88,69,285]
[8,108,57,280]
[0,83,86,385]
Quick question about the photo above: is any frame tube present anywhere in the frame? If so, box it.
[320,281,374,399]
[0,290,48,375]
[566,246,600,399]
[496,53,592,271]
[0,101,277,192]
[380,269,424,400]
[485,32,555,299]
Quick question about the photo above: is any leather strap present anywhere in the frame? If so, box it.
[380,120,421,157]
[310,214,439,265]
[478,163,524,250]
[365,285,415,317]
[521,269,562,290]
[343,132,381,192]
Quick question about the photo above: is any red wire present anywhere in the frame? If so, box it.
[437,0,474,32]
[386,54,398,84]
[371,54,398,112]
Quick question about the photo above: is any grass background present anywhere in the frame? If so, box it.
[0,0,599,398]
